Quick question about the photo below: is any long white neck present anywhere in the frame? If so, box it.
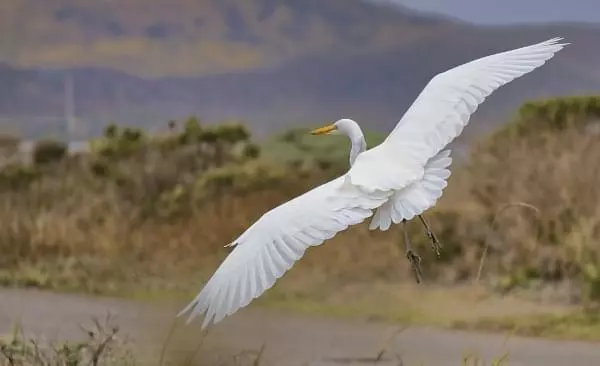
[333,118,367,167]
[344,121,366,167]
[349,135,366,166]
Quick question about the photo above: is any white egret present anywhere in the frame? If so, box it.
[178,37,568,329]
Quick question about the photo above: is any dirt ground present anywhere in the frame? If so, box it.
[1,288,600,366]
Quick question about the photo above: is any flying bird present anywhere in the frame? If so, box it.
[178,37,568,329]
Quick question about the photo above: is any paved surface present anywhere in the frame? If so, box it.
[1,288,600,365]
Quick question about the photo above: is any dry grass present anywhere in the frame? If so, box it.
[0,111,599,320]
[0,316,135,366]
[436,126,600,301]
[1,316,516,366]
[453,309,600,342]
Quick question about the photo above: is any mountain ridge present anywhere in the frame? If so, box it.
[1,0,599,142]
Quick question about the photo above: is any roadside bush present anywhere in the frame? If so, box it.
[32,139,67,165]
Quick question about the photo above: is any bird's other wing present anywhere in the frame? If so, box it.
[345,38,566,196]
[383,37,568,164]
[177,175,391,329]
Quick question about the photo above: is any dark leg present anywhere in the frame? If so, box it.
[402,219,422,284]
[418,214,442,258]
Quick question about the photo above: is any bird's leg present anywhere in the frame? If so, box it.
[402,219,422,284]
[418,214,442,258]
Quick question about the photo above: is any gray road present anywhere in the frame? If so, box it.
[1,288,600,365]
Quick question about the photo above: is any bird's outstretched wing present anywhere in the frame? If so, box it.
[177,175,390,329]
[383,37,568,164]
[346,37,566,225]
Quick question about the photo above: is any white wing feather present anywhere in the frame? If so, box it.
[383,37,568,164]
[177,175,391,329]
[369,149,452,230]
[346,37,567,198]
[178,37,568,329]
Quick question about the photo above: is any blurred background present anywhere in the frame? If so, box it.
[1,1,600,365]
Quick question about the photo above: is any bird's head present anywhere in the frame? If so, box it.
[310,118,358,137]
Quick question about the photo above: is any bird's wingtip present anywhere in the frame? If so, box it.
[546,36,569,47]
[176,307,202,327]
[176,298,200,320]
[186,315,197,326]
[200,314,214,330]
[176,305,192,319]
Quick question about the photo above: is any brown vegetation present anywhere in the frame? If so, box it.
[436,96,600,303]
[0,97,599,309]
[0,316,135,366]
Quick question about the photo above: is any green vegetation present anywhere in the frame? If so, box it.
[454,307,600,342]
[448,95,600,305]
[261,126,385,171]
[0,116,337,294]
[512,95,600,133]
[0,317,515,366]
[32,139,68,166]
[0,317,134,366]
[2,95,600,343]
[482,95,600,149]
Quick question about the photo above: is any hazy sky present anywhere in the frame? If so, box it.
[375,0,600,25]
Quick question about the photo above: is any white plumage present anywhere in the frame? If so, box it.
[178,37,568,329]
[369,149,452,231]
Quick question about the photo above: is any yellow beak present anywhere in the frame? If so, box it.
[310,124,336,135]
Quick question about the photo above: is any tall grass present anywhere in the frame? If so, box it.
[0,99,599,305]
[0,316,135,366]
[436,115,600,302]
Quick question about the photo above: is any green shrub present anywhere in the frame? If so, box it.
[103,122,118,139]
[32,139,67,165]
[0,164,40,190]
[484,95,600,147]
[0,317,135,365]
[241,143,261,159]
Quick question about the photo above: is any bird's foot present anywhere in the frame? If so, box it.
[406,250,422,284]
[426,230,442,258]
[418,215,442,258]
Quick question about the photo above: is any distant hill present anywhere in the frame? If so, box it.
[0,0,451,77]
[1,0,600,143]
